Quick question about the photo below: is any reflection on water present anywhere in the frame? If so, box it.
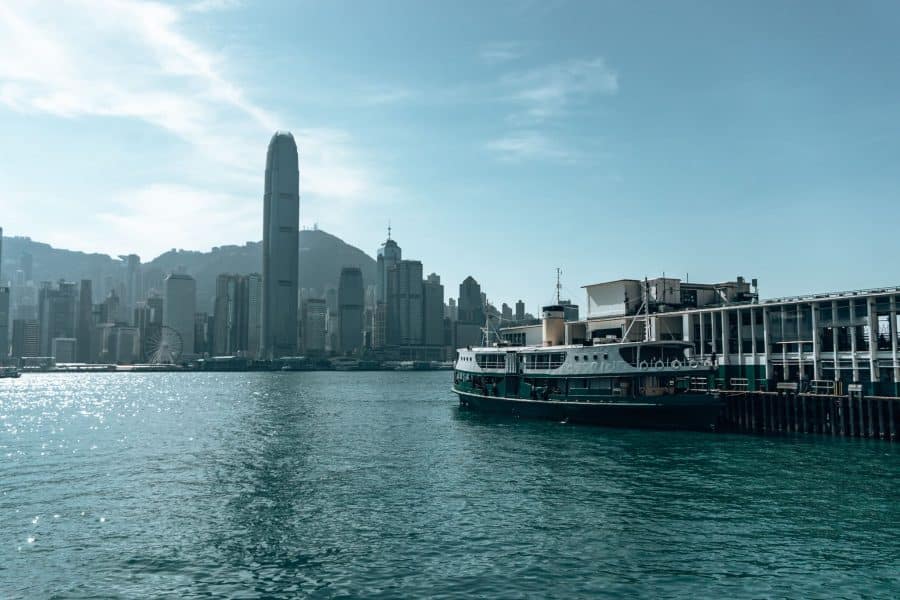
[1,372,898,598]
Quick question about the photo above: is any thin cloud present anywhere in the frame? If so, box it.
[485,131,573,162]
[480,41,526,65]
[501,57,618,122]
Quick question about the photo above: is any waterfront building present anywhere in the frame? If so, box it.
[51,337,77,363]
[11,319,40,359]
[498,275,900,396]
[501,303,513,322]
[423,273,444,347]
[515,300,525,322]
[76,279,93,363]
[338,267,364,354]
[212,273,260,356]
[194,312,213,357]
[163,273,196,358]
[302,298,327,354]
[261,131,300,359]
[38,281,77,356]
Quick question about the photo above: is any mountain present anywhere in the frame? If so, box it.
[2,229,377,311]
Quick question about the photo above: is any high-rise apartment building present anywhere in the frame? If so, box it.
[261,131,299,359]
[515,300,525,322]
[163,273,196,358]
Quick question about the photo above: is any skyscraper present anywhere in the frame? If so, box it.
[392,260,423,346]
[515,300,525,322]
[261,131,299,359]
[38,281,77,356]
[423,273,444,347]
[76,279,93,362]
[212,273,261,356]
[163,273,196,358]
[123,254,141,320]
[337,267,364,354]
[456,276,484,348]
[302,298,327,354]
[376,229,401,304]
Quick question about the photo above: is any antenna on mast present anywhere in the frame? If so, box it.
[556,268,562,304]
[387,220,392,240]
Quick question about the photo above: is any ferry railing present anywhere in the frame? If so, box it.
[689,377,710,393]
[811,380,836,394]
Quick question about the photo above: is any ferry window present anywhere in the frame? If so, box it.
[475,353,505,369]
[593,355,598,361]
[574,356,579,361]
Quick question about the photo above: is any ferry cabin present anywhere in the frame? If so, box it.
[453,341,716,403]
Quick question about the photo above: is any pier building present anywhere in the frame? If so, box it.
[500,276,900,397]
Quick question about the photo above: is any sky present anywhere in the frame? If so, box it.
[1,0,899,313]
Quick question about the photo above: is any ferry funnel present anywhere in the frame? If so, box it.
[542,305,565,347]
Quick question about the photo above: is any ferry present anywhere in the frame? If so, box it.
[452,305,724,431]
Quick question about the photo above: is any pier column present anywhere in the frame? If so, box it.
[762,308,771,382]
[888,399,896,440]
[802,395,808,433]
[781,306,788,380]
[737,309,744,381]
[859,393,866,437]
[891,296,899,388]
[848,395,855,437]
[850,300,859,382]
[877,399,885,438]
[811,303,821,380]
[868,298,879,385]
[832,300,840,391]
[721,311,729,369]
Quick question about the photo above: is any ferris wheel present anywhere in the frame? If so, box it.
[145,326,184,365]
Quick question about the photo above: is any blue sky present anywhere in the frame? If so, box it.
[1,0,899,313]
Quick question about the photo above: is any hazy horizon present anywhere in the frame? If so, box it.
[2,0,900,311]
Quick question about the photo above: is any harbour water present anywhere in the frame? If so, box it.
[1,372,898,598]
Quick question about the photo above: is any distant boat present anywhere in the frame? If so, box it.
[0,366,21,379]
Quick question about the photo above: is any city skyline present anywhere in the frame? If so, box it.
[1,1,900,315]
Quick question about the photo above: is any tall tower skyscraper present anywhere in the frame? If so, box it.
[376,228,401,304]
[261,131,300,359]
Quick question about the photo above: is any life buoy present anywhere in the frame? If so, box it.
[689,359,699,369]
[671,360,681,370]
[655,360,664,369]
[703,359,713,367]
[639,360,649,370]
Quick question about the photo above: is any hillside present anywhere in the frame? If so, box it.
[3,229,376,311]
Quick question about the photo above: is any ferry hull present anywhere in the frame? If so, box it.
[455,390,723,431]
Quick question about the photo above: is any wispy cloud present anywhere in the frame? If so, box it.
[358,85,417,106]
[485,131,573,162]
[480,41,526,65]
[501,57,618,122]
[0,0,388,256]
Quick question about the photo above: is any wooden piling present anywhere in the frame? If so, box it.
[877,399,885,439]
[829,399,836,436]
[848,395,856,437]
[867,399,874,438]
[888,399,896,440]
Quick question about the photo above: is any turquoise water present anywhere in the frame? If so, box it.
[1,371,898,598]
